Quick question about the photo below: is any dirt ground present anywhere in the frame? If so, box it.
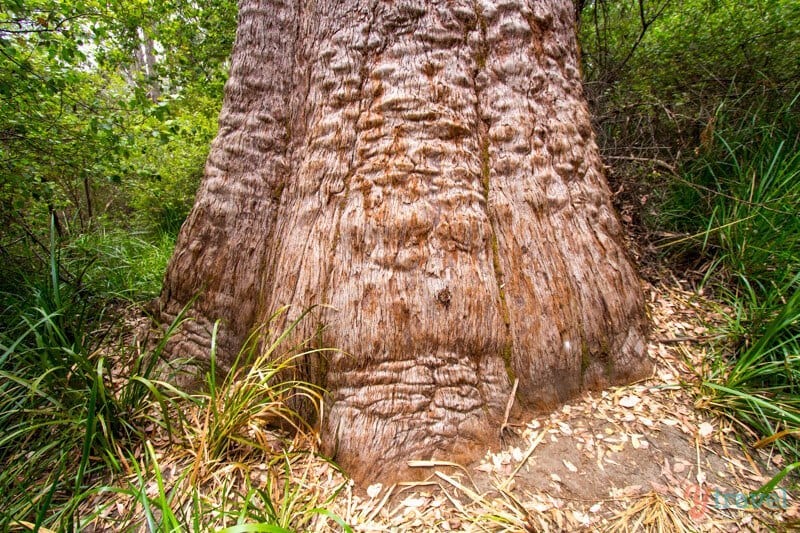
[313,282,799,531]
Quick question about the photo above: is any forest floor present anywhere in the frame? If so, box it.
[83,281,798,532]
[306,281,799,532]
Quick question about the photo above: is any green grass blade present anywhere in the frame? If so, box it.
[307,508,353,533]
[216,524,294,533]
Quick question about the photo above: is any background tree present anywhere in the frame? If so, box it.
[158,0,650,483]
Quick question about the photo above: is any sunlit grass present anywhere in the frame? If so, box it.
[69,228,176,301]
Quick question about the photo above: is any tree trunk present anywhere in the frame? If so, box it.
[158,0,649,484]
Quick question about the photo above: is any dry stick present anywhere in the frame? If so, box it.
[718,429,747,490]
[408,459,483,502]
[436,483,469,517]
[345,474,354,524]
[657,335,723,344]
[499,425,550,492]
[408,459,472,475]
[434,471,489,507]
[695,436,704,486]
[500,378,520,437]
[493,486,535,529]
[16,522,57,533]
[365,484,395,523]
[740,445,765,480]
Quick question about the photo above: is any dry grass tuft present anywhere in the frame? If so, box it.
[602,491,693,533]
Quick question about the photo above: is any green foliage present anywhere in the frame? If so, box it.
[0,0,233,349]
[68,228,175,300]
[0,0,232,299]
[0,239,342,530]
[666,103,800,465]
[122,101,218,235]
[1,0,345,530]
[701,287,800,461]
[665,97,800,284]
[579,0,800,479]
[581,0,800,159]
[0,225,189,530]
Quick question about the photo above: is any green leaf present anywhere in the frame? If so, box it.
[216,525,294,533]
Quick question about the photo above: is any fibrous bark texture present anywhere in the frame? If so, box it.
[159,0,650,484]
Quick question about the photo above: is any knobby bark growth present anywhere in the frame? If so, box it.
[158,0,650,483]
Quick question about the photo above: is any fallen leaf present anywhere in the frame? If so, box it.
[401,496,427,508]
[557,421,573,435]
[698,422,714,438]
[476,462,493,472]
[619,395,640,408]
[511,447,524,462]
[563,460,578,472]
[572,510,591,525]
[658,371,676,382]
[367,483,382,499]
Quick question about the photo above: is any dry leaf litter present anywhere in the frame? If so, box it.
[82,283,798,531]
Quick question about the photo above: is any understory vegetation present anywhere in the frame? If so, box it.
[579,0,800,488]
[1,0,799,530]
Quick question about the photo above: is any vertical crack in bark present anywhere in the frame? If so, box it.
[472,1,515,384]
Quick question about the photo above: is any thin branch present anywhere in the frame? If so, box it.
[0,12,100,36]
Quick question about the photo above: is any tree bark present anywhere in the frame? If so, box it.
[158,0,649,484]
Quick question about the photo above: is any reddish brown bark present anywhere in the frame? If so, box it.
[158,0,649,484]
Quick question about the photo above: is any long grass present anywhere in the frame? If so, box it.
[68,228,176,301]
[664,95,800,475]
[191,315,325,473]
[1,298,348,530]
[0,219,348,530]
[70,311,349,532]
[0,223,188,530]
